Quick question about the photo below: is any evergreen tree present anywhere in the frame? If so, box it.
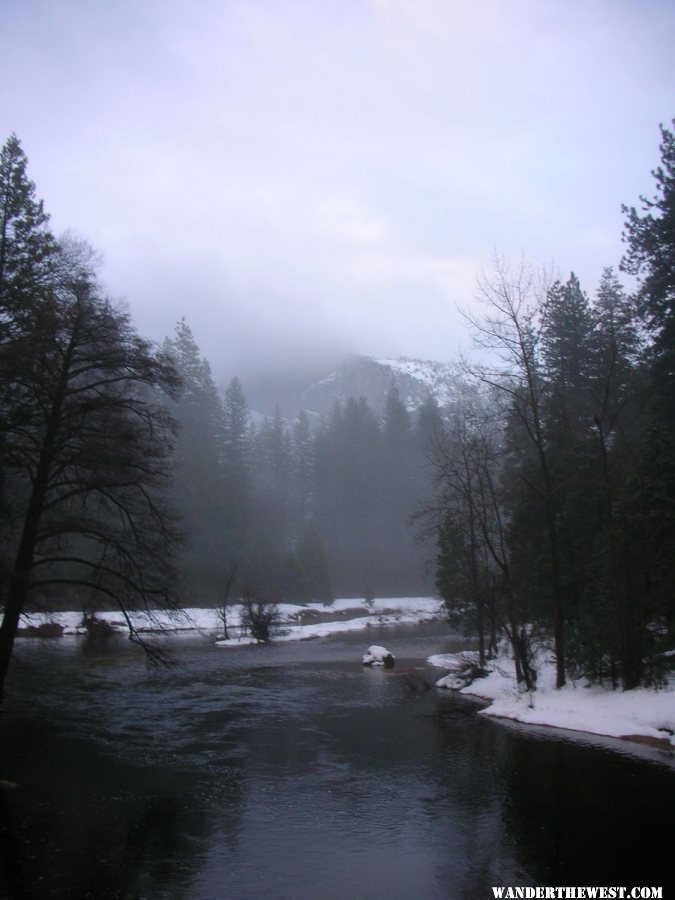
[0,135,58,544]
[379,386,424,592]
[562,269,647,685]
[541,273,596,439]
[313,398,382,595]
[290,409,314,531]
[249,409,293,591]
[539,274,598,648]
[618,121,675,682]
[164,319,226,599]
[621,120,675,426]
[222,376,252,563]
[415,393,444,450]
[295,523,333,602]
[0,133,56,312]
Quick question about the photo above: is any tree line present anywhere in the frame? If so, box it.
[164,317,439,604]
[431,122,675,691]
[1,122,672,700]
[0,132,435,698]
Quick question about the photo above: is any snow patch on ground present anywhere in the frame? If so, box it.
[428,651,675,748]
[19,597,444,643]
[216,597,444,646]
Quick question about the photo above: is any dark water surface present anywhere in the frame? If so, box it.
[0,624,673,899]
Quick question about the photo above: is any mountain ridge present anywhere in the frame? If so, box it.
[242,353,467,422]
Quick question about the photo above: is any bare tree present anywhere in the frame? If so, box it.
[428,395,536,689]
[216,558,239,640]
[0,242,181,698]
[239,586,280,642]
[464,255,567,688]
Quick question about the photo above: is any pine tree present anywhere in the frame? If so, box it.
[0,135,58,543]
[541,273,596,438]
[295,523,333,602]
[621,120,675,426]
[0,134,56,312]
[618,121,675,682]
[290,409,314,530]
[313,398,382,595]
[539,274,598,650]
[250,409,292,589]
[164,319,227,598]
[222,376,252,560]
[379,386,423,593]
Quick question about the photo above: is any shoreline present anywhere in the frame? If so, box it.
[17,604,673,754]
[16,597,445,641]
[428,650,675,753]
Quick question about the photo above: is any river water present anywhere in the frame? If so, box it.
[0,623,673,899]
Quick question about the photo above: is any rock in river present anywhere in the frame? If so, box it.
[362,645,395,668]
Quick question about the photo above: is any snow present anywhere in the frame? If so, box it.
[19,600,674,750]
[362,645,395,665]
[428,651,675,748]
[215,597,444,646]
[19,608,204,635]
[18,597,445,643]
[374,356,460,407]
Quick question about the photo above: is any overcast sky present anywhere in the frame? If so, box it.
[2,0,674,382]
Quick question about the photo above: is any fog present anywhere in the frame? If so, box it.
[2,0,674,383]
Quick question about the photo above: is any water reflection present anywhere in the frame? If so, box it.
[1,628,673,899]
[500,729,675,885]
[0,717,216,899]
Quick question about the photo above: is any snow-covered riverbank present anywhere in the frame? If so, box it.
[428,650,675,748]
[18,597,444,641]
[17,602,675,750]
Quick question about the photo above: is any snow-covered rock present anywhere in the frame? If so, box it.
[362,645,395,667]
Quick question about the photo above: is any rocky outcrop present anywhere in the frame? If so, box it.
[300,355,468,419]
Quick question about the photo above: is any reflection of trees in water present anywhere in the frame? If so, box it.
[220,671,525,898]
[499,730,675,884]
[0,719,216,899]
[428,702,529,896]
[0,647,250,900]
[4,641,674,898]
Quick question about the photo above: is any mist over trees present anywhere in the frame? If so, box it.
[162,343,437,603]
[1,121,673,695]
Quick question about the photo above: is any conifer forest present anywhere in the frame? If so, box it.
[1,122,674,698]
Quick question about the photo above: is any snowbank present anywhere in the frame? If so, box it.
[428,651,675,748]
[18,597,444,643]
[216,597,444,646]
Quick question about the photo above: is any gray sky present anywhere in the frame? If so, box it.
[2,0,674,381]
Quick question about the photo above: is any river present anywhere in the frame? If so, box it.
[0,623,673,899]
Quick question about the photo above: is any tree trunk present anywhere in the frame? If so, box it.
[0,328,73,701]
[0,492,47,700]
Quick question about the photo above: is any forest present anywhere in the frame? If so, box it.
[0,122,673,699]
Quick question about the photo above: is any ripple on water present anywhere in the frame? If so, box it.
[3,627,675,900]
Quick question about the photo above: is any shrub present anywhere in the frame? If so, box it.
[240,588,280,642]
